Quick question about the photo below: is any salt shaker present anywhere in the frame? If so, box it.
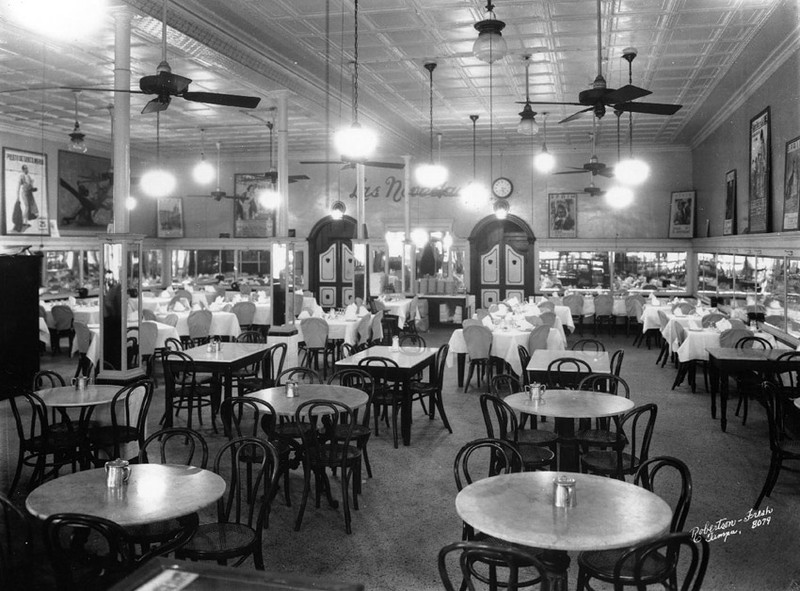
[553,475,576,508]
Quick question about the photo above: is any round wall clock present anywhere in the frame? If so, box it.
[492,177,513,199]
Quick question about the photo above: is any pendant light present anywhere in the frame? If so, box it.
[139,112,176,198]
[334,0,377,161]
[493,199,509,219]
[614,48,650,186]
[462,114,489,207]
[606,110,634,208]
[67,91,87,153]
[330,200,346,220]
[192,128,215,184]
[258,119,281,210]
[517,56,539,136]
[533,113,556,173]
[473,0,507,63]
[210,142,227,201]
[415,62,448,188]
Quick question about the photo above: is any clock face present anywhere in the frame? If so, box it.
[492,177,513,198]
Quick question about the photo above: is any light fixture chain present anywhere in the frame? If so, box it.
[353,0,359,124]
[429,66,434,162]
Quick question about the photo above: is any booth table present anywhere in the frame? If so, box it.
[455,471,672,590]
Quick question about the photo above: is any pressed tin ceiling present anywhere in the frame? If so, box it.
[0,0,793,160]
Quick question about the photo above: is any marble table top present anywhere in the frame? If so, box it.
[504,389,634,419]
[247,384,368,417]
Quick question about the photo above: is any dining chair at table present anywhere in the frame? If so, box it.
[611,532,710,591]
[463,324,494,393]
[538,300,555,313]
[526,325,551,355]
[358,356,403,448]
[0,491,32,589]
[229,332,265,393]
[774,351,800,398]
[7,389,83,496]
[49,305,75,355]
[489,374,558,452]
[186,309,213,347]
[399,333,427,350]
[176,437,280,570]
[231,301,256,332]
[43,512,138,591]
[546,357,593,389]
[438,540,548,591]
[672,302,696,315]
[328,369,376,481]
[610,349,624,377]
[33,370,67,425]
[574,374,632,458]
[580,403,658,480]
[593,294,616,336]
[293,400,362,535]
[271,367,321,446]
[401,294,419,334]
[355,314,372,347]
[517,346,531,389]
[141,308,157,322]
[564,293,586,336]
[700,312,726,327]
[572,339,606,352]
[238,342,287,395]
[461,318,483,328]
[161,313,179,328]
[480,394,555,471]
[167,296,191,312]
[577,456,695,591]
[138,321,159,384]
[524,315,543,327]
[538,311,557,329]
[733,335,774,426]
[625,294,645,341]
[162,351,220,433]
[409,343,452,434]
[753,381,800,510]
[72,321,93,378]
[220,397,292,509]
[87,378,154,465]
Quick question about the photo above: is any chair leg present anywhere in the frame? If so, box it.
[464,364,475,393]
[754,455,781,510]
[435,392,453,434]
[7,450,25,497]
[341,467,353,535]
[361,441,373,478]
[294,462,312,531]
[391,403,399,449]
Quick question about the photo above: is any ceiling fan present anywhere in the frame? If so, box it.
[554,118,613,178]
[263,121,309,184]
[65,0,260,114]
[581,178,606,197]
[528,0,682,124]
[299,157,404,170]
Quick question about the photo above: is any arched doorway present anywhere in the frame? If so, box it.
[307,215,357,308]
[468,214,536,308]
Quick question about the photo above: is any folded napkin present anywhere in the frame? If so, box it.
[215,296,224,305]
[172,301,186,312]
[497,303,508,315]
[481,315,494,329]
[160,289,171,298]
[298,310,311,320]
[505,297,520,308]
[68,296,77,306]
[258,293,268,303]
[205,286,216,293]
[345,302,358,314]
[522,303,541,315]
[357,305,369,316]
[312,306,324,318]
[716,319,732,332]
[768,301,783,310]
[673,308,684,317]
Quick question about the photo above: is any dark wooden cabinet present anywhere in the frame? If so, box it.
[0,254,41,394]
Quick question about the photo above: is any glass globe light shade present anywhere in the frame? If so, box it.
[139,168,176,198]
[605,185,635,208]
[462,181,490,208]
[493,200,509,219]
[533,148,556,174]
[473,19,507,63]
[411,228,429,248]
[330,200,346,220]
[442,231,453,252]
[192,158,215,185]
[258,188,281,210]
[415,163,448,188]
[517,110,539,135]
[68,124,87,154]
[125,196,137,211]
[615,158,650,186]
[334,122,378,161]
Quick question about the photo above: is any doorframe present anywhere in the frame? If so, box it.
[307,214,358,307]
[467,214,537,298]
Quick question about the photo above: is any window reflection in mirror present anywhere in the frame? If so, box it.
[384,231,405,294]
[239,250,271,285]
[539,251,610,289]
[142,249,163,288]
[45,250,80,293]
[785,258,800,337]
[697,253,716,298]
[716,254,735,296]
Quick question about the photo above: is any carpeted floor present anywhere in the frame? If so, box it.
[3,326,800,590]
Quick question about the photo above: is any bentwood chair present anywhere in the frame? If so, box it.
[0,492,32,589]
[328,369,376,480]
[43,513,137,591]
[358,356,403,448]
[734,335,773,425]
[593,294,616,336]
[271,367,321,447]
[754,381,800,510]
[438,541,548,591]
[162,351,220,433]
[186,309,213,347]
[564,293,586,336]
[480,394,555,471]
[625,294,645,341]
[599,471,708,591]
[238,342,287,395]
[231,301,257,332]
[490,374,558,452]
[49,305,75,356]
[293,400,362,535]
[409,344,452,433]
[300,317,336,378]
[526,325,550,355]
[177,437,280,569]
[463,325,494,393]
[546,357,592,390]
[87,378,154,464]
[572,339,606,352]
[611,532,709,591]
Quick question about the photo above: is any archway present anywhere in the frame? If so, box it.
[307,214,358,308]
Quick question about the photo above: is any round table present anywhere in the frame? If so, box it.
[37,384,119,408]
[26,464,225,527]
[505,389,634,472]
[247,384,368,417]
[455,471,672,589]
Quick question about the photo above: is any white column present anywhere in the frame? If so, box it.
[276,93,289,236]
[111,6,132,234]
[402,155,411,293]
[356,163,366,240]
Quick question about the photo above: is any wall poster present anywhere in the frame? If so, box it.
[724,169,736,235]
[669,191,695,238]
[548,193,577,238]
[157,197,184,238]
[234,173,276,238]
[748,107,771,233]
[782,135,800,231]
[3,148,49,236]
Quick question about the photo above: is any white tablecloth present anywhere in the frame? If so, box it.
[676,329,778,362]
[38,318,49,347]
[155,311,241,339]
[74,321,180,365]
[581,298,627,317]
[447,327,566,375]
[381,298,412,327]
[296,317,362,347]
[641,304,665,332]
[41,302,101,327]
[141,292,209,311]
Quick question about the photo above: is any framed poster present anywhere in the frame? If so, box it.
[548,193,577,238]
[3,148,49,235]
[782,135,800,231]
[57,151,113,232]
[157,197,184,238]
[669,191,695,238]
[748,107,771,233]
[234,173,276,238]
[724,169,736,235]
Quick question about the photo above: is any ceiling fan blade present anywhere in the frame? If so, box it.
[141,96,170,114]
[363,161,405,169]
[554,170,588,175]
[60,86,146,95]
[597,169,615,178]
[182,92,260,109]
[615,101,683,116]
[526,101,585,106]
[299,160,341,165]
[604,84,651,104]
[559,107,593,124]
[288,175,310,182]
